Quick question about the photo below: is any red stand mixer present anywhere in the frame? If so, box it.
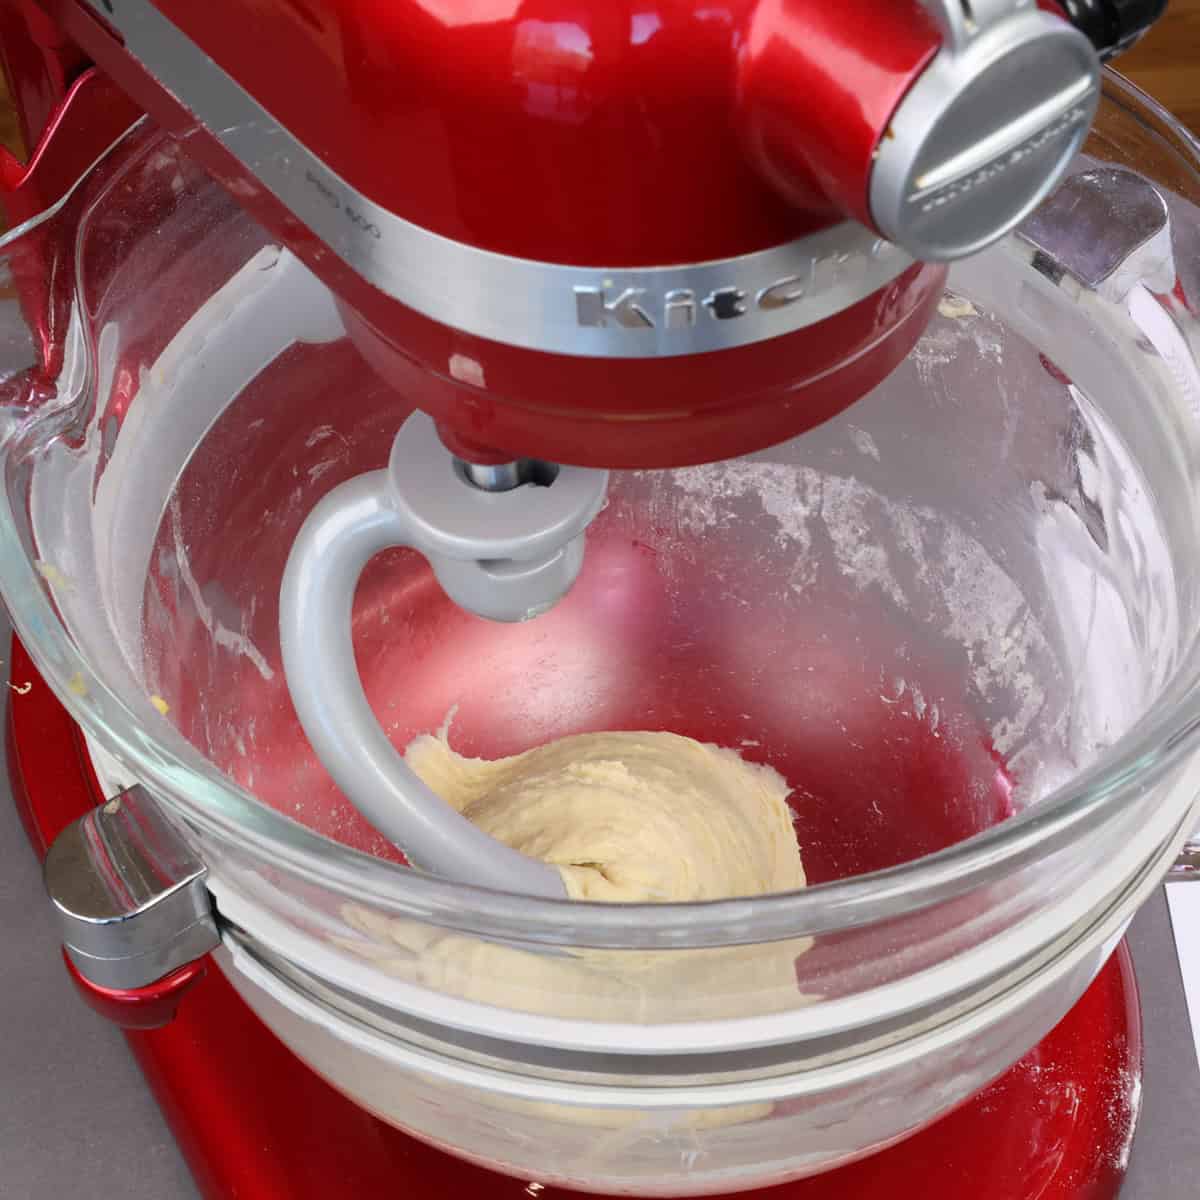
[0,0,1196,1197]
[0,0,1126,468]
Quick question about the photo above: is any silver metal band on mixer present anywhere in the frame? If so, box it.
[82,0,915,360]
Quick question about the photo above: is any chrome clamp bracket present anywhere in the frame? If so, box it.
[44,785,220,991]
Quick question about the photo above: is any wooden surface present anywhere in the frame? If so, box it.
[0,6,1194,164]
[1119,0,1200,134]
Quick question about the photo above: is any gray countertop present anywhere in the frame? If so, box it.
[1,738,199,1198]
[1,648,1197,1197]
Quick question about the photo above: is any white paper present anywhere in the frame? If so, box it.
[1165,882,1200,1069]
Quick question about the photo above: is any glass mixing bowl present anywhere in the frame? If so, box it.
[3,71,1200,1194]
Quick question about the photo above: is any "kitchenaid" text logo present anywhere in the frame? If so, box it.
[573,243,897,330]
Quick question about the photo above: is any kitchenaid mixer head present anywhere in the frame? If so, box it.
[19,0,1119,471]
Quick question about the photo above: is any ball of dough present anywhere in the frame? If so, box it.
[403,729,805,902]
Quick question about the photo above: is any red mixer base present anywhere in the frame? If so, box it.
[7,637,1143,1200]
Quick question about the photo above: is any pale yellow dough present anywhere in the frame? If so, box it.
[403,729,806,902]
[335,730,811,1026]
[334,731,810,1131]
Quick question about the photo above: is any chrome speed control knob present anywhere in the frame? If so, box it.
[870,0,1101,262]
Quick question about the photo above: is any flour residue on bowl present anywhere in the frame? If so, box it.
[660,460,1052,759]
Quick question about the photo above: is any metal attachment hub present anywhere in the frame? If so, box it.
[458,457,561,494]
